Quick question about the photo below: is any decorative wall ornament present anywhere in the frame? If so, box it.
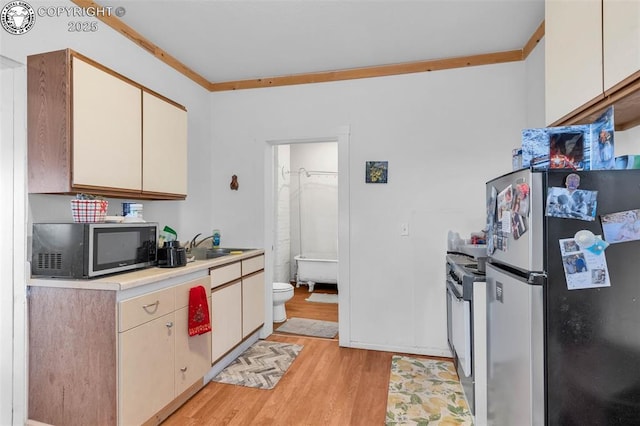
[365,161,388,183]
[230,174,239,190]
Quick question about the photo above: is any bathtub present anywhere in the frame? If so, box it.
[294,254,338,292]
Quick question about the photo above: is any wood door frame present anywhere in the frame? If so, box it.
[1,55,27,426]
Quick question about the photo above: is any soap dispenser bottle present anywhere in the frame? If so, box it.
[212,229,221,248]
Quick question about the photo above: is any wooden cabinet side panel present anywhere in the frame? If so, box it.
[28,287,117,426]
[27,50,72,193]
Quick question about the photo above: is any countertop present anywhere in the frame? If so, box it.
[28,249,265,292]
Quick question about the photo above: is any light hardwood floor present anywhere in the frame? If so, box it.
[162,333,392,425]
[273,283,339,332]
[163,285,444,425]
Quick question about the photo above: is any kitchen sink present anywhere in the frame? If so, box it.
[189,247,252,260]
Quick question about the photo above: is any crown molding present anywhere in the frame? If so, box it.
[79,0,545,92]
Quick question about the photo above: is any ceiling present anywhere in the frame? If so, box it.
[98,0,545,86]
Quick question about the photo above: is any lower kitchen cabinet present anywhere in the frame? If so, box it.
[242,271,266,337]
[28,274,212,426]
[175,302,212,395]
[119,276,212,425]
[210,254,266,362]
[210,281,242,362]
[119,311,175,426]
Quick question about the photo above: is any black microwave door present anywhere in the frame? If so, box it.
[90,225,156,274]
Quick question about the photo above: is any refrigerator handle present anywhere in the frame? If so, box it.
[528,272,547,286]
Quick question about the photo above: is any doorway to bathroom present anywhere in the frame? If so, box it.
[272,141,339,337]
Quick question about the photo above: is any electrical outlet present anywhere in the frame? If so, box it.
[401,223,409,236]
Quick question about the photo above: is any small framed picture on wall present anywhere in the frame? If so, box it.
[366,161,388,183]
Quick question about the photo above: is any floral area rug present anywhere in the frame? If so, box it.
[386,356,473,425]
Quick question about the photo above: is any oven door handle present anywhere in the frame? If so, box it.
[446,279,464,300]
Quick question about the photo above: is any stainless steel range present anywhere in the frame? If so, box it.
[446,252,487,426]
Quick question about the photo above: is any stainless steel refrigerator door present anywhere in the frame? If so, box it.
[486,169,544,273]
[486,263,544,426]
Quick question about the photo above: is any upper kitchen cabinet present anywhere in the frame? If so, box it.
[547,1,640,131]
[27,49,187,200]
[545,0,604,126]
[142,91,187,196]
[603,0,640,93]
[72,55,142,192]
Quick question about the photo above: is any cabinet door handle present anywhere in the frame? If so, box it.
[166,321,173,328]
[180,366,188,372]
[142,300,160,313]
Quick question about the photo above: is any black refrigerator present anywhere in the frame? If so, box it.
[485,168,640,426]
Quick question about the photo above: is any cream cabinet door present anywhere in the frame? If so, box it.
[211,282,242,362]
[119,312,175,426]
[174,277,212,395]
[174,301,212,396]
[603,0,640,92]
[545,0,603,125]
[72,57,142,190]
[242,271,265,338]
[142,91,187,195]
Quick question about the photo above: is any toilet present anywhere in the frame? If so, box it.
[272,282,294,323]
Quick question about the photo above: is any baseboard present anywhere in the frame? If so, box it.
[345,341,452,358]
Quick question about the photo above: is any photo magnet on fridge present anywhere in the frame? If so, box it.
[601,209,640,243]
[546,187,598,221]
[590,106,615,170]
[559,237,610,290]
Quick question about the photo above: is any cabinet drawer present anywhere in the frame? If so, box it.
[242,255,264,276]
[175,277,212,310]
[119,287,175,332]
[210,262,242,289]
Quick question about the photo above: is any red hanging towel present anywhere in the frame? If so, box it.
[188,285,212,336]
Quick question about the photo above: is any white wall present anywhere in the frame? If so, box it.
[210,55,537,355]
[1,2,213,244]
[526,38,546,128]
[613,126,640,155]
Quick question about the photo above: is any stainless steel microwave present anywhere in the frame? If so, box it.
[31,222,158,279]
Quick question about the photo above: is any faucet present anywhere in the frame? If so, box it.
[188,233,202,251]
[187,233,214,251]
[194,235,214,248]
